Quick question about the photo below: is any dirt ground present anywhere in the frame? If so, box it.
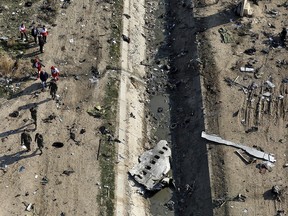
[197,0,288,215]
[1,0,288,215]
[0,0,115,215]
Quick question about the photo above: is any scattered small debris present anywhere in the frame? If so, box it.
[235,150,256,164]
[123,13,131,19]
[272,185,282,201]
[265,80,275,88]
[244,47,256,55]
[99,126,110,135]
[52,142,64,148]
[61,0,71,9]
[157,107,163,113]
[9,111,19,118]
[245,126,258,133]
[24,2,33,7]
[276,210,285,216]
[218,28,234,43]
[232,110,239,117]
[80,128,86,134]
[87,105,105,118]
[19,166,25,173]
[0,165,8,173]
[130,112,136,118]
[164,200,175,211]
[42,113,57,123]
[256,161,274,174]
[41,176,49,185]
[22,202,34,212]
[62,168,75,176]
[240,67,254,72]
[233,194,247,202]
[122,34,130,43]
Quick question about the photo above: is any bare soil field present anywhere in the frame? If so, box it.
[0,0,119,215]
[0,0,288,215]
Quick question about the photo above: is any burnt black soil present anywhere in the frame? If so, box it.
[144,0,236,215]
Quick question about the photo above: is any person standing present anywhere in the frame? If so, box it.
[19,23,28,41]
[38,35,45,53]
[31,26,39,44]
[50,66,60,81]
[49,79,58,100]
[33,57,44,78]
[35,133,44,155]
[21,130,32,152]
[41,25,48,43]
[29,106,38,129]
[39,70,49,90]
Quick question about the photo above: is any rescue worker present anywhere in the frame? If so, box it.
[31,26,39,44]
[29,106,38,129]
[21,130,32,152]
[41,25,48,43]
[38,35,45,53]
[19,23,28,41]
[50,66,60,81]
[49,79,58,100]
[33,57,44,77]
[35,133,44,155]
[39,70,49,90]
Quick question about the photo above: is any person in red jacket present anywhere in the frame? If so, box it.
[19,23,28,41]
[33,57,44,78]
[50,66,60,81]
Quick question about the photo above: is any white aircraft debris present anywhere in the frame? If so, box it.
[129,140,171,191]
[201,131,276,163]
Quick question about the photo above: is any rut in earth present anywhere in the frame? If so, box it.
[147,0,223,215]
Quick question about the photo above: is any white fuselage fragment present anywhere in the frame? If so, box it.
[201,131,276,163]
[129,140,171,190]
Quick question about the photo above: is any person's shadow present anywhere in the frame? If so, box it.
[0,149,39,168]
[0,123,34,138]
[10,82,42,99]
[17,98,51,111]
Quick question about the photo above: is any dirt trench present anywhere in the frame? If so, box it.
[141,0,223,215]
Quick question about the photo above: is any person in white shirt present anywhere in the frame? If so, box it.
[41,25,48,43]
[19,23,28,41]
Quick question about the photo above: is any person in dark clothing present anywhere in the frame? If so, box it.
[49,79,58,100]
[280,27,287,47]
[21,131,32,152]
[30,106,38,129]
[39,71,49,90]
[35,133,44,155]
[31,26,39,44]
[38,35,45,53]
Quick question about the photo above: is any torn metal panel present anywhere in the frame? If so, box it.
[201,131,276,163]
[129,140,171,190]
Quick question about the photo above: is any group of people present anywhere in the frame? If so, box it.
[19,23,48,53]
[33,57,59,99]
[20,107,44,155]
[18,23,61,155]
